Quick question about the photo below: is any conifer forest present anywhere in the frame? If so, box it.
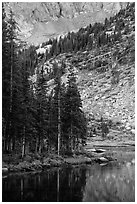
[2,4,87,157]
[2,2,135,202]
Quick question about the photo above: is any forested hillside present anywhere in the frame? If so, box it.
[37,2,134,60]
[35,2,135,143]
[2,2,135,159]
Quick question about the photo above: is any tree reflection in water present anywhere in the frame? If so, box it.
[2,162,135,202]
[2,167,87,202]
[83,162,135,202]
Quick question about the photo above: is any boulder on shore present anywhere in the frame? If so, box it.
[2,167,8,173]
[98,157,109,163]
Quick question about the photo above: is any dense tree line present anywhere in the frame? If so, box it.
[2,4,87,156]
[40,2,134,60]
[2,2,134,156]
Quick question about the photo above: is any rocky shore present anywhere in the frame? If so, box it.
[2,149,114,173]
[3,143,135,174]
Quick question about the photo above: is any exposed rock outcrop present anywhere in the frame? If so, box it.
[30,4,135,142]
[4,2,128,45]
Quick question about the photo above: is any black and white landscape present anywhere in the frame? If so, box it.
[2,2,135,202]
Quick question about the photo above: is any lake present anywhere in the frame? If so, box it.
[2,160,135,202]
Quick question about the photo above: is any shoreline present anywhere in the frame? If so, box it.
[2,153,97,174]
[2,144,135,174]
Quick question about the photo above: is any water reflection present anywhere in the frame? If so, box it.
[3,167,86,202]
[2,162,135,202]
[83,162,135,202]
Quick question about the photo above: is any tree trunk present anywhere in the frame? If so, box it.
[3,120,7,151]
[10,47,13,116]
[22,126,25,158]
[35,137,39,154]
[10,138,13,152]
[2,139,5,152]
[5,140,9,152]
[12,133,16,152]
[38,141,42,154]
[25,142,29,155]
[70,114,73,151]
[8,40,13,143]
[58,90,61,156]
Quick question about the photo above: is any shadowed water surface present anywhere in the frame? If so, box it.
[2,162,135,202]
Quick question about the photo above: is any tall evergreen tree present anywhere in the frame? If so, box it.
[2,3,10,149]
[34,66,49,154]
[52,61,62,155]
[2,7,20,152]
[48,61,67,155]
[16,49,34,156]
[62,66,87,152]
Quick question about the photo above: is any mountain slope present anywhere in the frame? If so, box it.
[30,3,135,144]
[4,2,128,45]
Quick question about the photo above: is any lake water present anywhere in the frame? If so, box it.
[2,161,135,202]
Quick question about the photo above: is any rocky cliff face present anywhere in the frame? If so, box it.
[4,2,128,45]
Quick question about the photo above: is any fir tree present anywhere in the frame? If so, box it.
[52,61,62,155]
[2,7,20,152]
[48,61,67,155]
[34,66,49,154]
[2,3,10,149]
[16,49,35,156]
[63,66,87,152]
